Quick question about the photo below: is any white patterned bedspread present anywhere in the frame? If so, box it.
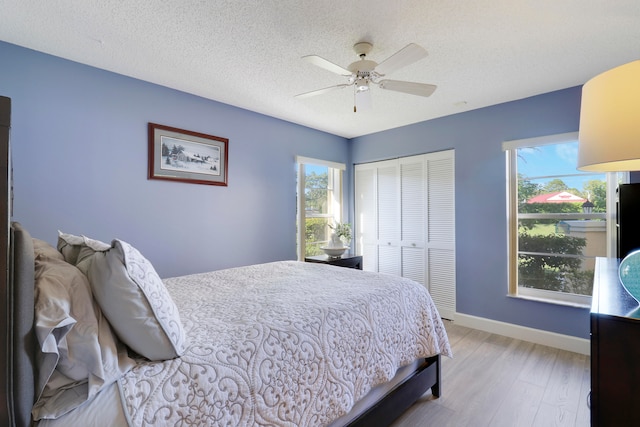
[119,261,451,427]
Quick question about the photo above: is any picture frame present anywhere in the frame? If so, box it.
[148,123,228,186]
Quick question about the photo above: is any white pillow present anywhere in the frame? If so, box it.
[32,244,135,420]
[86,239,187,360]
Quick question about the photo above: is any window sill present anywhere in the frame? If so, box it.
[507,292,591,309]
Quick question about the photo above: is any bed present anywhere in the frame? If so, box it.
[0,96,451,427]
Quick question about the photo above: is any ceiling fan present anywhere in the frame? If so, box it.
[295,42,437,112]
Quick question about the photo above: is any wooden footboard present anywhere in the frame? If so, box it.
[348,354,441,427]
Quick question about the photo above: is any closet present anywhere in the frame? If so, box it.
[354,150,455,319]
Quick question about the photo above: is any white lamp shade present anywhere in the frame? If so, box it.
[578,60,640,172]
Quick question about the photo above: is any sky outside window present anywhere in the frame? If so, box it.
[517,141,604,192]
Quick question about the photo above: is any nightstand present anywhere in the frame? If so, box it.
[304,254,363,270]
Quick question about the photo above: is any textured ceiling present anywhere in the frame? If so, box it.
[1,0,639,138]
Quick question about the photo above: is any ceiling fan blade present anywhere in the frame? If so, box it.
[378,80,437,97]
[302,55,352,76]
[374,43,428,76]
[295,84,350,99]
[354,89,372,113]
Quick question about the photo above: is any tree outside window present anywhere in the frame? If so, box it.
[296,158,345,259]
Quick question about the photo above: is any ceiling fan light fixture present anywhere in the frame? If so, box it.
[356,81,370,92]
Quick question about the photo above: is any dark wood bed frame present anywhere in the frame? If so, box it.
[0,95,441,427]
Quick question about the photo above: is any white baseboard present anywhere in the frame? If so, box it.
[453,313,590,356]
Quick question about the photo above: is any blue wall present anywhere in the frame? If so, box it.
[350,87,590,339]
[0,41,349,277]
[1,40,591,339]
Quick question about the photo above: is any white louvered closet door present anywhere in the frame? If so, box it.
[354,150,455,319]
[376,161,400,276]
[425,151,456,320]
[400,158,425,285]
[354,167,377,271]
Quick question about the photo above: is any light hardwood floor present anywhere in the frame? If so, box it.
[392,321,590,427]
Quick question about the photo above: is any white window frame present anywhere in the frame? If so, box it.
[503,132,623,307]
[296,156,346,260]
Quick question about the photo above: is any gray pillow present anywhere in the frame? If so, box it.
[57,231,110,265]
[32,247,135,420]
[87,239,187,361]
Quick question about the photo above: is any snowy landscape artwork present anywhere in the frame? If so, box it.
[148,123,228,186]
[160,136,221,176]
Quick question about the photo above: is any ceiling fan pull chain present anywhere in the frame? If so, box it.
[353,86,357,113]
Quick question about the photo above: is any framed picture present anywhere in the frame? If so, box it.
[148,123,228,186]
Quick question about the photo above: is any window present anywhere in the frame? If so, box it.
[504,132,622,306]
[296,156,345,260]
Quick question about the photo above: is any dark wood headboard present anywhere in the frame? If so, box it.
[1,95,13,425]
[1,95,36,427]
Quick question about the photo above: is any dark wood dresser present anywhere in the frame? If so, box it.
[590,257,640,426]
